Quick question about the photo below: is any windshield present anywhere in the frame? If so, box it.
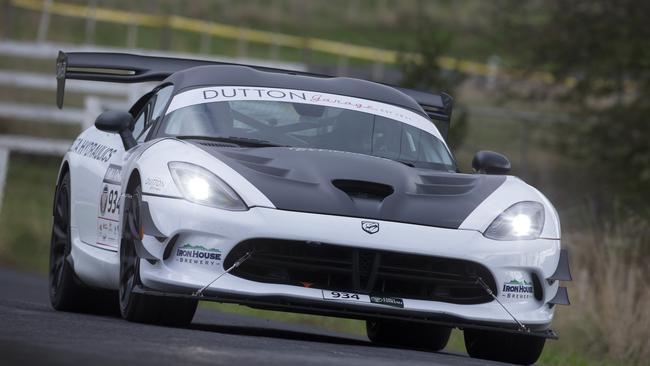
[162,87,456,171]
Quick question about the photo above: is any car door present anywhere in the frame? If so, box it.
[75,93,153,249]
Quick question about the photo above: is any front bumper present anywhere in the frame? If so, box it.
[139,194,562,336]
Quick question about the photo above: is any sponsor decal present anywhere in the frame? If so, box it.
[103,164,122,185]
[176,244,221,266]
[370,295,404,308]
[71,138,117,163]
[100,185,109,215]
[98,186,120,217]
[96,218,120,248]
[96,165,122,248]
[144,177,165,192]
[322,290,368,302]
[361,221,379,234]
[201,88,307,102]
[501,279,534,299]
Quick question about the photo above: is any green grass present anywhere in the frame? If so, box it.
[0,56,54,74]
[0,154,60,272]
[202,302,366,335]
[538,338,626,366]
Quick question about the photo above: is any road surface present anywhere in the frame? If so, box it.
[0,266,513,366]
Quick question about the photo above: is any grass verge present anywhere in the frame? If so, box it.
[0,154,59,272]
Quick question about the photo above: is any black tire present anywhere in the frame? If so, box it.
[49,172,86,311]
[366,320,451,351]
[464,328,545,365]
[49,172,119,314]
[118,182,197,327]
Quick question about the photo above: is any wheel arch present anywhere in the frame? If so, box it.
[126,168,142,193]
[52,159,70,217]
[119,168,142,233]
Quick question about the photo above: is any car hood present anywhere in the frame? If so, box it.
[192,142,506,229]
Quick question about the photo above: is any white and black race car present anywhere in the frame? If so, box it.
[49,51,571,365]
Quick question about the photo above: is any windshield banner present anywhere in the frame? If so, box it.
[166,86,443,140]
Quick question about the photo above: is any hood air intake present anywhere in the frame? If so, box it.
[332,179,394,201]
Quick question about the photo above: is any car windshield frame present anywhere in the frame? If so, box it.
[157,86,457,172]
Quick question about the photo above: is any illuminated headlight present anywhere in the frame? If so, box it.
[484,201,545,240]
[168,162,246,210]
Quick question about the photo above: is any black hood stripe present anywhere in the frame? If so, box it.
[194,143,505,229]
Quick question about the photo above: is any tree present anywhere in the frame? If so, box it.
[398,25,468,150]
[490,0,650,211]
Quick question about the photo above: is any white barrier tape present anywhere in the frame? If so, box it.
[0,70,128,95]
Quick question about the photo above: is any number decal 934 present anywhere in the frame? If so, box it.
[322,290,370,303]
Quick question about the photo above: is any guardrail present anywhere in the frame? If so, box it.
[10,0,498,80]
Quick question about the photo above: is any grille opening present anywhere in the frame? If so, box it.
[332,179,394,200]
[225,239,497,305]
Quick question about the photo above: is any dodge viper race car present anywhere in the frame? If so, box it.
[49,51,572,365]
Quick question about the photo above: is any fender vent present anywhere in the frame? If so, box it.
[163,234,179,260]
[332,179,394,200]
[416,174,478,196]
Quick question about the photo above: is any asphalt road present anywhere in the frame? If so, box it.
[0,266,513,366]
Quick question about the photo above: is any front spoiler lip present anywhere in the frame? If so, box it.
[133,284,558,339]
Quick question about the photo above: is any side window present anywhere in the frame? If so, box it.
[132,104,150,140]
[137,85,174,142]
[151,85,174,123]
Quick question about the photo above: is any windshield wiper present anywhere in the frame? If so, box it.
[395,159,416,167]
[176,136,290,148]
[380,157,415,167]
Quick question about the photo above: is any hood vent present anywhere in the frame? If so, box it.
[417,174,478,196]
[332,179,394,201]
[197,141,239,148]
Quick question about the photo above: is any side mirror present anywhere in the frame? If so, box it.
[472,150,511,174]
[95,110,137,150]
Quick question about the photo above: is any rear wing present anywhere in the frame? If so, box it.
[56,51,454,138]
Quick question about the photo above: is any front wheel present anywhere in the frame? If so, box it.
[366,320,451,351]
[118,182,197,326]
[464,328,545,365]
